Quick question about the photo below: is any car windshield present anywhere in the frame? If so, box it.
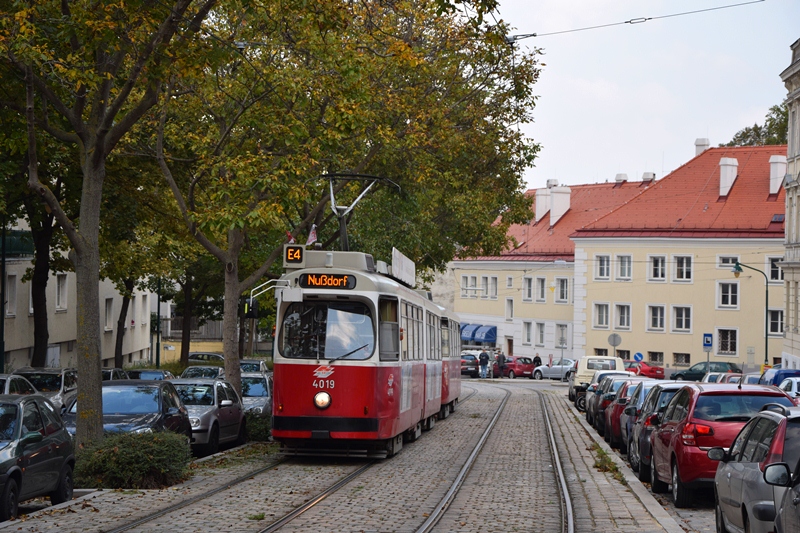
[18,373,60,392]
[73,386,160,414]
[280,301,375,360]
[241,377,268,398]
[174,384,215,406]
[0,404,17,441]
[182,367,219,379]
[128,371,165,380]
[240,363,262,373]
[693,394,794,422]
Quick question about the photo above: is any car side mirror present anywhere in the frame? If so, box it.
[707,447,727,462]
[165,407,180,416]
[764,463,792,487]
[618,398,628,406]
[646,413,661,427]
[220,399,234,407]
[623,406,636,416]
[21,432,43,446]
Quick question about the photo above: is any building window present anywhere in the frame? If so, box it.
[523,278,533,301]
[615,304,630,330]
[536,277,546,302]
[557,324,568,347]
[718,255,739,268]
[556,278,569,303]
[594,303,609,329]
[769,309,784,335]
[506,276,513,288]
[56,274,68,311]
[5,274,15,317]
[673,353,690,366]
[105,298,113,331]
[617,349,630,359]
[648,305,665,331]
[674,256,692,282]
[673,306,691,332]
[649,256,666,281]
[480,276,488,298]
[489,277,498,298]
[523,322,532,344]
[718,329,738,355]
[769,257,784,281]
[536,322,545,346]
[596,255,610,280]
[649,352,665,364]
[461,275,469,297]
[718,282,739,309]
[129,296,136,328]
[594,348,608,356]
[141,294,148,325]
[616,255,632,280]
[505,299,514,320]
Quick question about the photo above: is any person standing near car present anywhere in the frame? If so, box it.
[478,350,489,378]
[533,353,542,368]
[496,351,506,378]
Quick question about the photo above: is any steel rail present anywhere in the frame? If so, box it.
[538,391,575,533]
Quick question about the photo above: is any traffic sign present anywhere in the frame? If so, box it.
[703,333,713,353]
[608,333,622,347]
[634,352,643,362]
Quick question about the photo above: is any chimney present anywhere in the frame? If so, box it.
[534,188,551,223]
[615,173,628,182]
[719,157,738,196]
[642,172,656,183]
[770,154,787,194]
[695,138,710,156]
[549,186,571,226]
[546,178,559,189]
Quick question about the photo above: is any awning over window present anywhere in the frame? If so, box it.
[473,326,497,343]
[461,324,481,341]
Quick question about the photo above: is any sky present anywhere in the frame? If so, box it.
[493,0,799,191]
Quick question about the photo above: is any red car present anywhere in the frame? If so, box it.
[624,360,664,379]
[493,356,534,379]
[604,378,647,451]
[648,383,795,507]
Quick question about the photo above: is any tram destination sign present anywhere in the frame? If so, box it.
[299,273,357,290]
[283,244,305,268]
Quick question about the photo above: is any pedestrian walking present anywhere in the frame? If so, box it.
[478,350,490,378]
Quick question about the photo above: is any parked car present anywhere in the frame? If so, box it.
[460,352,479,378]
[594,376,646,436]
[187,352,225,366]
[493,355,534,379]
[604,378,649,451]
[570,356,626,407]
[778,377,800,398]
[742,372,763,384]
[101,368,130,380]
[709,404,800,533]
[582,370,636,415]
[126,369,175,380]
[628,381,686,482]
[701,372,725,383]
[0,395,75,521]
[240,372,273,417]
[649,383,794,507]
[240,359,269,374]
[718,373,742,384]
[624,360,665,379]
[760,368,800,386]
[0,375,37,396]
[62,380,192,440]
[767,454,800,533]
[619,380,663,455]
[669,361,742,381]
[12,367,78,414]
[172,378,246,455]
[533,358,575,381]
[181,366,225,379]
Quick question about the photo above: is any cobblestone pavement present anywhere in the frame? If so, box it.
[2,381,703,533]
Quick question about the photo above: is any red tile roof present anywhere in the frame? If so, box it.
[470,181,645,262]
[572,145,786,239]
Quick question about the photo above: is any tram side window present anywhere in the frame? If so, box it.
[401,302,410,361]
[441,318,450,359]
[428,312,440,361]
[379,298,400,361]
[415,306,423,360]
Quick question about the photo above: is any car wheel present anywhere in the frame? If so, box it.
[205,424,220,455]
[672,461,693,507]
[638,455,650,483]
[675,376,684,381]
[715,492,730,533]
[508,371,516,379]
[618,434,627,454]
[575,395,586,412]
[236,418,247,446]
[534,371,543,380]
[627,438,639,472]
[0,478,18,522]
[650,458,668,493]
[50,464,74,505]
[568,388,575,401]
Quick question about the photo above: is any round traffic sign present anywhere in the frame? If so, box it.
[634,352,643,362]
[608,333,622,347]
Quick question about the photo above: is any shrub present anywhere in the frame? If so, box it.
[245,413,271,442]
[75,432,192,489]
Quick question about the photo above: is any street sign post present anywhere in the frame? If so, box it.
[608,333,622,359]
[703,333,713,373]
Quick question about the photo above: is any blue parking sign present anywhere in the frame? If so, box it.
[703,333,713,348]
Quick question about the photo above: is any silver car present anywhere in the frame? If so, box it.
[240,372,272,417]
[240,359,269,374]
[180,366,225,379]
[532,358,575,380]
[172,378,245,455]
[709,405,800,533]
[12,367,77,413]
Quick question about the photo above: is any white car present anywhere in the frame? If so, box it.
[778,377,800,397]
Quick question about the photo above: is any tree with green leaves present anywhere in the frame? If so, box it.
[724,104,788,146]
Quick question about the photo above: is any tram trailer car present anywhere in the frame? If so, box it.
[272,245,460,457]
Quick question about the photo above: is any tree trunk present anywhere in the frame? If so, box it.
[29,221,53,367]
[237,296,245,358]
[223,263,242,396]
[113,279,134,368]
[180,277,193,367]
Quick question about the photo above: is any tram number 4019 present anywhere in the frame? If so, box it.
[313,379,335,389]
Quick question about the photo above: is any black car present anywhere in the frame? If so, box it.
[12,367,78,414]
[627,381,683,482]
[669,361,741,381]
[460,353,479,378]
[62,380,192,441]
[0,395,75,521]
[188,352,225,365]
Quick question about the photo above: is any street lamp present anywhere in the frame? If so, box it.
[731,261,769,367]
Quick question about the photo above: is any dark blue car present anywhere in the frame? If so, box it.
[760,368,800,386]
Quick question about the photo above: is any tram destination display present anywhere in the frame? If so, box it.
[299,273,357,289]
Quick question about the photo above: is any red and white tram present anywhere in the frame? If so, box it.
[271,245,460,457]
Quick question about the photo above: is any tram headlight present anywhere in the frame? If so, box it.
[313,391,332,410]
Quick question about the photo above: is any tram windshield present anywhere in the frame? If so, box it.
[280,302,375,360]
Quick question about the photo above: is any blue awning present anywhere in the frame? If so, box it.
[461,324,481,341]
[473,326,497,343]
